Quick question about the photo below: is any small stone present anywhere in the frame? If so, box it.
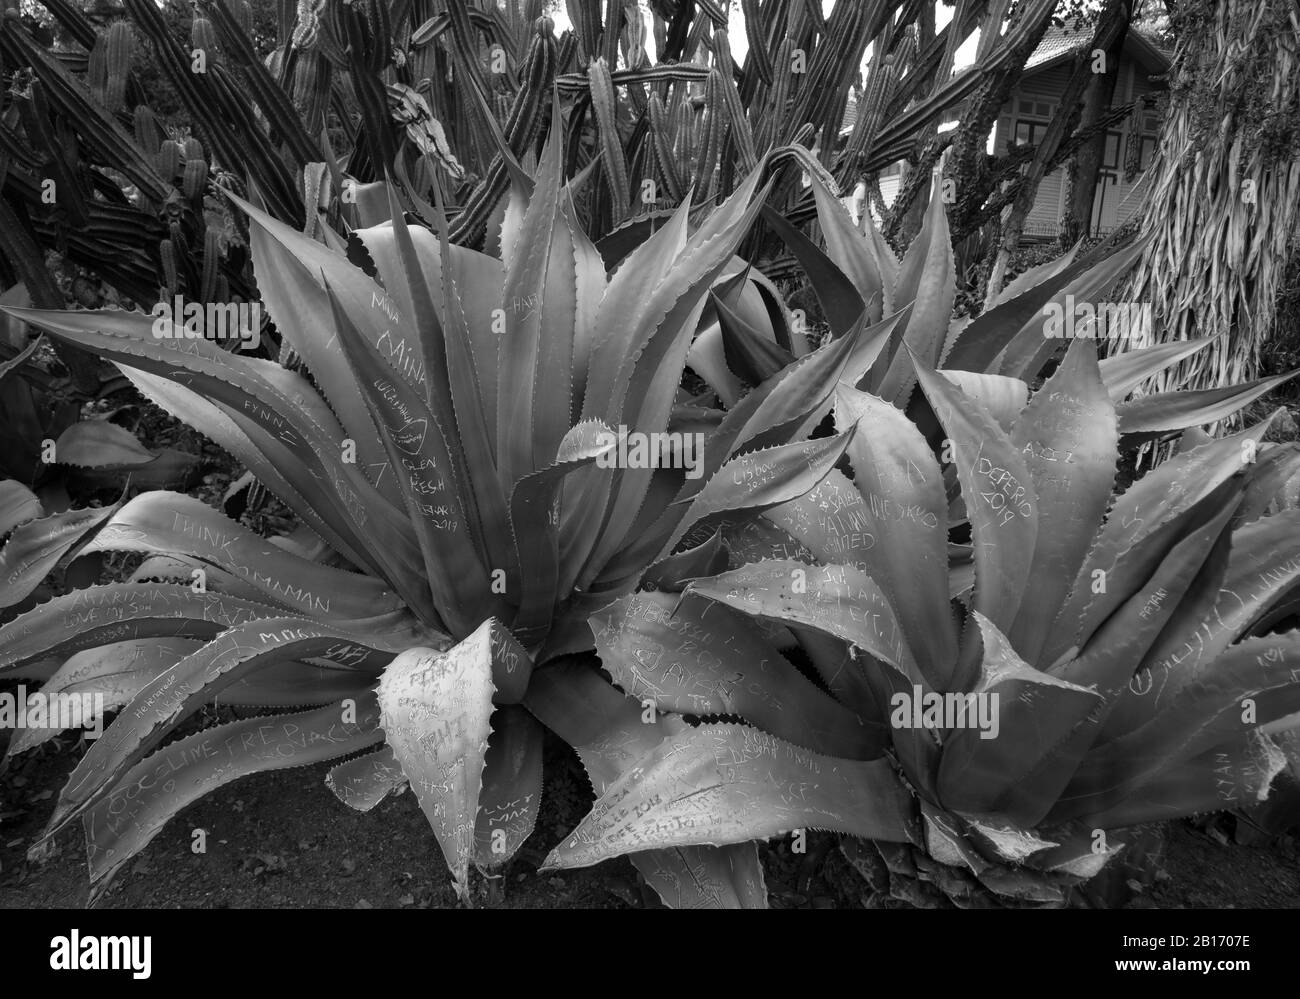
[354,899,373,909]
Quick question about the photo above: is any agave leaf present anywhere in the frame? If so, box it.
[383,203,514,592]
[1097,337,1216,402]
[988,502,1235,823]
[584,175,772,583]
[641,529,729,591]
[0,480,42,537]
[377,627,505,903]
[78,491,402,621]
[684,559,910,677]
[497,100,571,486]
[325,283,489,634]
[915,358,1038,664]
[714,290,795,386]
[1056,496,1242,696]
[876,176,956,406]
[712,261,789,351]
[810,175,884,326]
[581,195,693,421]
[509,423,614,638]
[379,183,448,411]
[1134,511,1300,690]
[326,745,407,812]
[991,238,1150,381]
[759,470,878,573]
[938,372,1028,432]
[566,192,612,416]
[0,584,285,676]
[659,428,858,563]
[497,169,531,273]
[1235,444,1300,527]
[1072,632,1300,808]
[0,334,43,383]
[1020,823,1123,878]
[1,305,428,595]
[0,503,119,610]
[790,627,894,724]
[939,242,1136,374]
[1116,370,1300,437]
[116,368,377,575]
[626,843,769,909]
[473,705,544,870]
[543,723,914,869]
[591,591,878,760]
[963,816,1061,865]
[833,385,956,687]
[129,553,271,603]
[991,246,1079,306]
[693,310,896,493]
[1053,730,1286,827]
[759,204,866,339]
[232,194,406,497]
[1046,424,1272,664]
[50,618,395,834]
[429,194,521,587]
[1094,516,1236,742]
[53,421,156,468]
[65,448,203,492]
[592,469,702,593]
[1007,341,1118,663]
[553,418,621,597]
[215,659,376,708]
[936,613,1101,826]
[84,696,382,896]
[891,181,936,312]
[919,807,1005,896]
[4,638,200,759]
[721,517,817,568]
[523,660,768,909]
[688,326,745,409]
[353,217,506,446]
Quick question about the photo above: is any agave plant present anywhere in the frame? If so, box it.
[4,108,1299,908]
[0,114,911,906]
[631,362,1300,907]
[543,170,1300,906]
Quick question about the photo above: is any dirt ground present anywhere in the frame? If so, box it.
[2,729,1297,910]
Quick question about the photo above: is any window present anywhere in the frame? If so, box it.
[1014,119,1047,147]
[1138,136,1156,170]
[1012,97,1054,149]
[1017,99,1054,118]
[1102,132,1121,170]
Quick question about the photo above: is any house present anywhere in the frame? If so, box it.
[866,25,1171,240]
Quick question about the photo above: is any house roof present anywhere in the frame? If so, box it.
[1025,23,1172,75]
